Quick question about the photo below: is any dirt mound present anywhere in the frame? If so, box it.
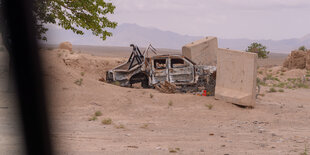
[257,65,310,89]
[59,41,73,51]
[306,51,310,70]
[283,50,309,70]
[61,49,126,77]
[41,49,127,86]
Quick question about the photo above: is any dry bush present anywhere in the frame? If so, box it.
[88,116,97,121]
[205,104,213,110]
[140,124,149,129]
[168,101,173,106]
[102,118,112,125]
[95,111,102,116]
[114,124,125,129]
[74,78,83,86]
[269,87,277,93]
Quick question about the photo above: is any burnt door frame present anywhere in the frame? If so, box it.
[168,57,195,84]
[151,57,169,84]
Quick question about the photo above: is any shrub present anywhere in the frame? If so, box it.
[74,78,83,86]
[95,111,102,116]
[205,104,213,110]
[297,78,302,82]
[274,77,280,82]
[257,78,267,86]
[275,82,286,88]
[81,72,85,76]
[269,87,277,93]
[246,42,270,59]
[266,74,273,80]
[169,148,179,153]
[298,46,307,51]
[168,101,173,106]
[300,144,308,155]
[102,118,112,125]
[278,89,284,92]
[287,85,293,89]
[114,124,125,129]
[140,124,149,129]
[296,83,309,89]
[264,74,280,82]
[88,116,97,121]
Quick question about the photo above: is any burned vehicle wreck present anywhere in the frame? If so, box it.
[106,44,216,94]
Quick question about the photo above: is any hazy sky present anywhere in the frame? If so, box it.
[108,0,310,40]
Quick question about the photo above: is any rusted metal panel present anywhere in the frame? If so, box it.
[169,67,194,83]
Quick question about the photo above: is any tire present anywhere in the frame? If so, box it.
[141,80,149,88]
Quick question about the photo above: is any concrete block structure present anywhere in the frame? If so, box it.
[215,48,258,107]
[182,37,218,66]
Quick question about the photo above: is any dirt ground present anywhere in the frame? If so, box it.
[0,47,309,155]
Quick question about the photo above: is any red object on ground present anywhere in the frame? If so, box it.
[202,90,207,96]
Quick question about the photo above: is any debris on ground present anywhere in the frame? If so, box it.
[154,81,177,94]
[98,77,105,82]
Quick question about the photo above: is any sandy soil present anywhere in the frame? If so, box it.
[0,48,309,155]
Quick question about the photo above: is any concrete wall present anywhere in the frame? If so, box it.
[215,48,258,107]
[182,37,217,66]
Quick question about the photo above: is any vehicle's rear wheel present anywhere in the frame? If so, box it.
[141,79,149,88]
[129,72,149,88]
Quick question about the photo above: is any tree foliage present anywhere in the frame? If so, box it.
[246,42,270,59]
[298,46,307,51]
[28,0,117,41]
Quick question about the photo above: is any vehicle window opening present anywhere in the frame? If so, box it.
[171,58,188,68]
[154,59,166,69]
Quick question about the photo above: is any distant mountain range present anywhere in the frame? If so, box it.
[45,23,310,53]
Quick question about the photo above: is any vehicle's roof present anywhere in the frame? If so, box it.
[150,54,196,65]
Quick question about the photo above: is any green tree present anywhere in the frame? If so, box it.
[246,42,270,59]
[298,46,307,51]
[0,0,117,92]
[3,0,117,41]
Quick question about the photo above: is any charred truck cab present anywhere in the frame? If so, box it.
[106,44,216,93]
